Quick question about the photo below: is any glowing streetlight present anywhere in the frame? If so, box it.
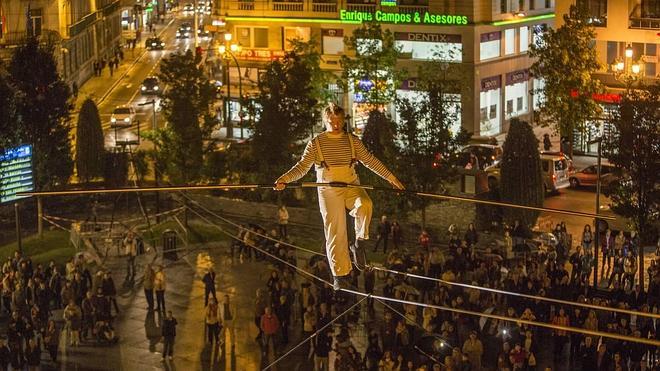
[625,44,633,58]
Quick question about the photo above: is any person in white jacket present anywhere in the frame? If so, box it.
[274,104,404,290]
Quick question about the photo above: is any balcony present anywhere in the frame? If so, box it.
[272,1,304,11]
[629,17,660,29]
[312,1,337,12]
[237,0,255,10]
[397,4,428,14]
[345,2,376,12]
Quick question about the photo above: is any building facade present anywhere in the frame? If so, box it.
[216,0,556,138]
[0,0,121,88]
[556,0,659,153]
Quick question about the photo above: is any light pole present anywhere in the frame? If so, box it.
[219,33,242,139]
[589,136,603,288]
[612,44,642,87]
[139,99,160,222]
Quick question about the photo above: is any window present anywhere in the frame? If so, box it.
[322,29,344,55]
[505,79,528,118]
[577,0,607,26]
[607,41,617,65]
[641,0,660,18]
[28,9,43,37]
[480,76,501,136]
[519,26,529,53]
[501,0,509,13]
[395,33,462,62]
[646,43,658,78]
[504,29,515,55]
[480,32,501,61]
[519,0,525,11]
[254,28,268,48]
[235,27,268,48]
[283,27,310,50]
[395,90,462,136]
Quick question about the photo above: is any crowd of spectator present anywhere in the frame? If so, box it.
[245,212,660,371]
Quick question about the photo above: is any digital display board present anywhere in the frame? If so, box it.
[1,144,34,203]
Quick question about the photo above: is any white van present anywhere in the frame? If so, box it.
[485,152,574,194]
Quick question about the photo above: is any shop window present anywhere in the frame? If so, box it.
[254,28,268,48]
[480,76,501,136]
[283,27,310,50]
[395,90,462,135]
[480,32,501,61]
[505,29,515,55]
[236,27,251,47]
[395,34,462,62]
[505,80,528,118]
[519,26,528,53]
[323,36,344,55]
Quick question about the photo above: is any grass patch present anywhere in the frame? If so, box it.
[0,230,75,266]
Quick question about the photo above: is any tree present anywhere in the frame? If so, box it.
[75,99,105,183]
[246,40,326,186]
[9,38,73,189]
[395,55,470,228]
[341,23,403,106]
[529,4,603,157]
[0,69,21,149]
[155,49,215,184]
[604,82,660,286]
[500,119,544,228]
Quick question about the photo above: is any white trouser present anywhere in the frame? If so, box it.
[316,165,373,277]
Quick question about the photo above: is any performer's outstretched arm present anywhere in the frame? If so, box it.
[354,137,405,190]
[276,141,316,185]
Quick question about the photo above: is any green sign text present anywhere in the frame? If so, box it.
[340,9,469,25]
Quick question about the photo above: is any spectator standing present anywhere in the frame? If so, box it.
[418,230,431,251]
[462,331,483,371]
[143,264,155,311]
[254,288,268,341]
[162,310,177,361]
[0,338,9,371]
[124,233,138,282]
[391,221,402,250]
[44,319,59,362]
[202,268,217,306]
[220,294,236,345]
[601,228,614,277]
[374,215,391,254]
[81,291,95,341]
[63,300,81,347]
[582,224,594,253]
[552,308,570,365]
[154,266,166,312]
[260,306,280,357]
[205,298,221,345]
[464,223,478,247]
[25,338,40,371]
[102,271,120,316]
[277,205,289,238]
[314,330,332,371]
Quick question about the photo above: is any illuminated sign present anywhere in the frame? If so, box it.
[1,144,34,204]
[339,9,469,25]
[381,0,397,7]
[236,49,286,61]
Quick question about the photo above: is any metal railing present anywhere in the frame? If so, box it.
[312,2,337,12]
[272,1,304,11]
[629,16,660,29]
[345,3,376,12]
[397,4,428,14]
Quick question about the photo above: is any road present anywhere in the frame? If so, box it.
[97,11,215,149]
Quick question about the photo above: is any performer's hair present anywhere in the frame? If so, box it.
[323,103,345,118]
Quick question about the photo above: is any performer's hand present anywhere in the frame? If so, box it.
[273,180,286,191]
[389,178,405,190]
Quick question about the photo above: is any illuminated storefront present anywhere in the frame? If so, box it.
[217,1,555,137]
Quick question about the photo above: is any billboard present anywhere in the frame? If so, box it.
[0,144,34,203]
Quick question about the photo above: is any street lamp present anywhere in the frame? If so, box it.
[612,43,642,86]
[219,33,243,139]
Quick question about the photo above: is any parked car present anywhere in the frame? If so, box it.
[486,152,574,194]
[145,36,165,50]
[140,77,160,95]
[182,3,194,13]
[110,106,136,127]
[569,163,618,189]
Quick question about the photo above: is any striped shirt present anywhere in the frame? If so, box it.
[279,132,395,183]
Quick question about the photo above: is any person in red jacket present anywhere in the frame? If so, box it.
[260,306,280,356]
